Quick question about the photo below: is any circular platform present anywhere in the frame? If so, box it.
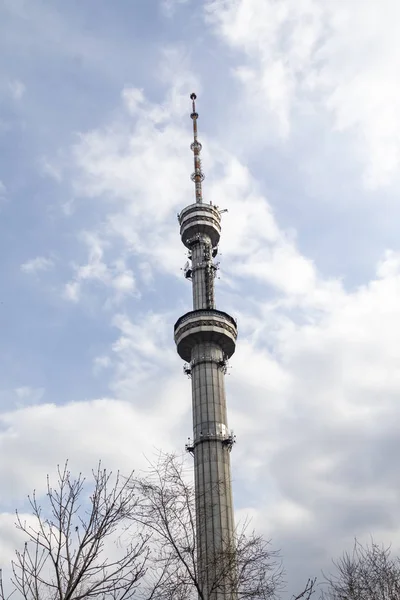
[179,203,221,249]
[174,309,237,362]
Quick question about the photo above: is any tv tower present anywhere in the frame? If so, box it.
[174,94,238,599]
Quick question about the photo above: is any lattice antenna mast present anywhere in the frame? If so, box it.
[190,92,205,204]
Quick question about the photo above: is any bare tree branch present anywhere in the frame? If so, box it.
[321,538,400,600]
[292,578,316,600]
[2,462,150,600]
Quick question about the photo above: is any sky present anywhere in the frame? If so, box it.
[1,0,400,595]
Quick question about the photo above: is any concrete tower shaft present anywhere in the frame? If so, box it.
[174,94,237,600]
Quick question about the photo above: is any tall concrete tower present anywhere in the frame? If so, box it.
[174,94,238,599]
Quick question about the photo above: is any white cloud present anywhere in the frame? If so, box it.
[0,512,37,570]
[61,198,75,216]
[64,280,80,302]
[21,256,54,274]
[223,247,400,591]
[0,180,6,202]
[376,250,400,279]
[0,399,175,502]
[14,386,44,406]
[161,0,190,17]
[138,262,154,286]
[8,78,25,100]
[64,232,137,304]
[39,156,63,182]
[93,355,111,375]
[64,63,199,307]
[112,260,136,293]
[121,87,146,113]
[206,0,400,188]
[109,310,183,402]
[0,305,189,505]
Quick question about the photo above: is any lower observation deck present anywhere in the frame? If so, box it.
[174,309,237,362]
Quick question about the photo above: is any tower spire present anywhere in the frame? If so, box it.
[190,92,205,204]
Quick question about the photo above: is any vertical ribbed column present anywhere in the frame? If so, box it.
[191,342,235,600]
[191,239,209,310]
[191,236,215,311]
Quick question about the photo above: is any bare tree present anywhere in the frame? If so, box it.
[130,452,316,600]
[0,456,316,600]
[0,463,150,600]
[321,538,400,600]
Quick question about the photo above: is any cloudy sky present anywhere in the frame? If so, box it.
[1,0,400,594]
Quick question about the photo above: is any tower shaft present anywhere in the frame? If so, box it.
[174,94,237,600]
[191,341,235,597]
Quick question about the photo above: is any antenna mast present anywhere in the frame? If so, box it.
[190,93,204,204]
